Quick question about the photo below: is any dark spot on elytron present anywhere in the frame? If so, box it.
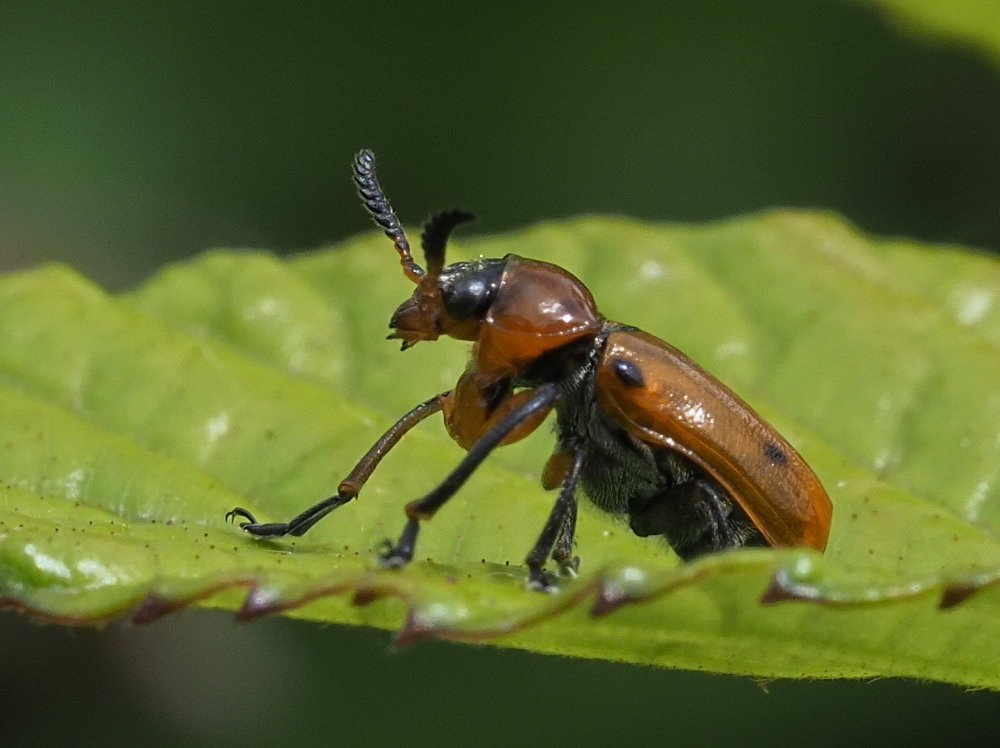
[764,442,788,465]
[611,357,644,387]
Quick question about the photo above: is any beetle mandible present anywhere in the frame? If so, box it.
[226,150,832,591]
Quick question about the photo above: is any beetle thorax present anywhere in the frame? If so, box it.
[474,255,604,382]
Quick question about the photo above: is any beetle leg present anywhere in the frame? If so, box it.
[379,383,559,568]
[524,446,585,592]
[541,447,573,490]
[226,392,447,537]
[444,370,552,450]
[551,500,579,575]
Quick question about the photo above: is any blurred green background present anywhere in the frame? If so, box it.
[3,1,1000,745]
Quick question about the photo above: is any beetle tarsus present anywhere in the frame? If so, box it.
[234,520,297,537]
[225,506,256,524]
[526,567,560,594]
[558,556,580,578]
[379,518,419,568]
[226,493,352,538]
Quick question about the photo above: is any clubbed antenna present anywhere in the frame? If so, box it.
[421,209,475,279]
[352,150,424,284]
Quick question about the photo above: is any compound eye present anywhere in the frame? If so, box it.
[442,275,491,319]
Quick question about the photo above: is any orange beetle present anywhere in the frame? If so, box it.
[227,150,832,591]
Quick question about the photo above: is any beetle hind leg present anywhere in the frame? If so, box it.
[628,477,767,561]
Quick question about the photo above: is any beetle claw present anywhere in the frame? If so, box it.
[378,538,412,569]
[379,551,409,569]
[558,556,580,578]
[225,506,256,524]
[526,568,560,594]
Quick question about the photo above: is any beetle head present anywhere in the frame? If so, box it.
[388,252,508,348]
[354,150,501,349]
[353,150,602,372]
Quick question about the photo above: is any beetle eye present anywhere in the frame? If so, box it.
[441,275,491,319]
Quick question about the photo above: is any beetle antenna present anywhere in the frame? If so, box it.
[352,150,424,284]
[421,209,476,279]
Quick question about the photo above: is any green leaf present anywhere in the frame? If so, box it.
[2,213,999,688]
[856,0,1000,66]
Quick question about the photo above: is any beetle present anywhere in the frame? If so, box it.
[226,149,832,591]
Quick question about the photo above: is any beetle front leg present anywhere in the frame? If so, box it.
[226,496,351,537]
[524,446,585,592]
[226,393,446,538]
[379,383,559,569]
